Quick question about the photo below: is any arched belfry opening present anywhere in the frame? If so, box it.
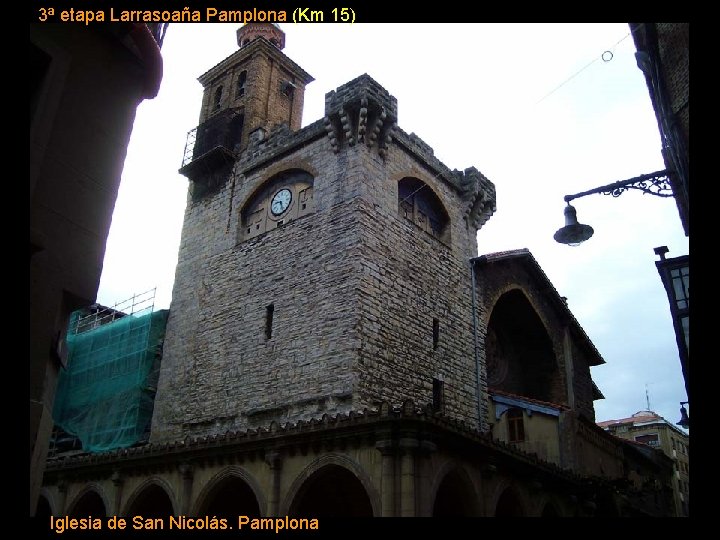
[197,475,261,518]
[486,289,564,403]
[125,483,174,518]
[289,465,373,517]
[35,494,52,520]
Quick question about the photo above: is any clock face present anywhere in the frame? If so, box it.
[270,188,292,216]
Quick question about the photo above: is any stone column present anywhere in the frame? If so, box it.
[57,479,68,516]
[416,440,437,516]
[111,470,124,515]
[375,439,395,517]
[398,436,418,517]
[178,463,194,515]
[265,451,282,517]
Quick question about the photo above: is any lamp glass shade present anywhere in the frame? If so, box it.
[554,204,594,246]
[677,404,690,429]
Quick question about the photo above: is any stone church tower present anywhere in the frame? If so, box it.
[151,23,497,443]
[39,25,676,520]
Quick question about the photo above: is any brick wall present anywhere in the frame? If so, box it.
[197,40,310,152]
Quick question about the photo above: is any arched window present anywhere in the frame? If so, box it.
[236,71,247,98]
[398,177,449,241]
[240,169,315,241]
[213,86,223,110]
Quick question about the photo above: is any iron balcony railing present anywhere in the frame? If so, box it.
[181,109,243,168]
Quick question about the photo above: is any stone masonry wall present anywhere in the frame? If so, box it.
[153,75,494,441]
[348,141,484,429]
[154,141,490,440]
[355,200,482,428]
[153,133,363,441]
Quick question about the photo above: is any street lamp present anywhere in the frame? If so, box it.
[677,401,689,429]
[554,169,673,246]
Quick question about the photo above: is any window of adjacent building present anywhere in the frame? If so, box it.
[432,378,444,414]
[432,318,440,350]
[666,264,689,353]
[214,86,223,110]
[635,433,660,447]
[398,177,450,242]
[670,266,689,310]
[672,438,676,450]
[507,408,525,443]
[236,70,247,98]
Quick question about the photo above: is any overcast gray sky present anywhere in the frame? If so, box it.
[97,23,689,431]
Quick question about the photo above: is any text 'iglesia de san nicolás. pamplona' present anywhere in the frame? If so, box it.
[38,23,677,520]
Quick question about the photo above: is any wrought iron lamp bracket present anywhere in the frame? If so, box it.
[564,169,673,203]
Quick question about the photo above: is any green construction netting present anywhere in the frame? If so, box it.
[52,308,169,453]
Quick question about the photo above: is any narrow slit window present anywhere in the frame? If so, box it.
[214,86,223,110]
[433,318,440,350]
[432,378,444,413]
[265,304,274,340]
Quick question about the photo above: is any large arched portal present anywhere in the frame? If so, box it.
[486,289,564,403]
[197,475,261,518]
[35,494,52,520]
[125,483,174,517]
[289,465,373,517]
[432,469,478,516]
[542,502,560,517]
[595,494,619,517]
[68,490,107,517]
[494,488,524,517]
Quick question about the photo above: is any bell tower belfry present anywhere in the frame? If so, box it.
[179,23,313,185]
